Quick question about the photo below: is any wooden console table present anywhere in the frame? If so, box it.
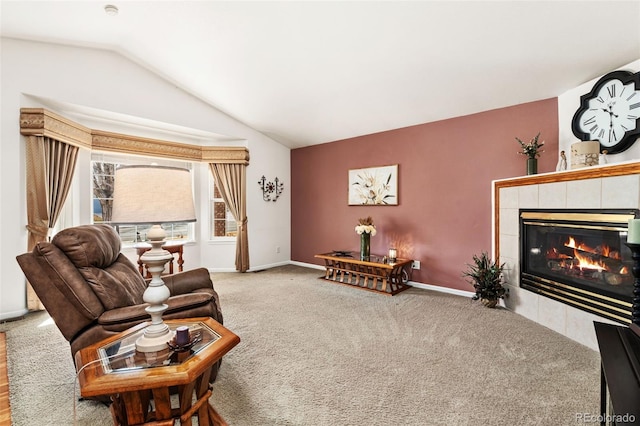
[315,251,412,296]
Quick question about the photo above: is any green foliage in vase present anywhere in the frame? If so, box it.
[516,132,544,159]
[463,251,506,302]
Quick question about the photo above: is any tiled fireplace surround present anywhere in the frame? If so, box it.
[494,161,640,351]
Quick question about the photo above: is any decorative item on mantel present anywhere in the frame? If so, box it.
[570,140,599,169]
[516,132,544,175]
[556,150,567,171]
[258,176,284,202]
[600,149,608,165]
[355,216,376,260]
[463,251,507,308]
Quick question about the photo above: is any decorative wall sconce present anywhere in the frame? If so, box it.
[258,176,284,202]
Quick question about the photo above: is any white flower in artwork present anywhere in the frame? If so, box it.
[352,170,395,205]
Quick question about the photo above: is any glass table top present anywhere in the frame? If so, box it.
[97,321,221,373]
[324,251,406,265]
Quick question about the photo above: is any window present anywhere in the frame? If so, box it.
[91,154,194,244]
[210,176,236,239]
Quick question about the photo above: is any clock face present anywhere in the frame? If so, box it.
[577,79,640,146]
[572,70,640,154]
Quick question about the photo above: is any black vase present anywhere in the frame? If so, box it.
[360,233,370,260]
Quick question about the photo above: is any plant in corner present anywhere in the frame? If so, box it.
[463,251,506,308]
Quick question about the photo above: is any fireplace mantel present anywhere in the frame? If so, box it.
[492,161,640,350]
[494,161,640,260]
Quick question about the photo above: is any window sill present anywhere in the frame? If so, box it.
[121,239,195,249]
[208,238,236,245]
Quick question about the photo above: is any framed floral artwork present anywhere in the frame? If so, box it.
[348,164,398,205]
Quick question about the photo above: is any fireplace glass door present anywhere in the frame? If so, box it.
[520,209,638,324]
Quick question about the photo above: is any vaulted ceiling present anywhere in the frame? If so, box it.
[2,1,639,148]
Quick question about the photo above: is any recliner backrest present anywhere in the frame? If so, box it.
[51,224,147,310]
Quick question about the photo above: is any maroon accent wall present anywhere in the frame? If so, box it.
[291,99,559,291]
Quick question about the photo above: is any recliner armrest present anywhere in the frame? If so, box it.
[162,267,215,295]
[98,292,215,327]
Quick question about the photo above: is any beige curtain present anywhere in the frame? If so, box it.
[209,163,249,272]
[25,136,79,309]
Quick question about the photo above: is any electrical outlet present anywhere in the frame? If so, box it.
[276,246,281,254]
[412,260,421,270]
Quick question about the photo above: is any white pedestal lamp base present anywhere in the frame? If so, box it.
[135,225,175,353]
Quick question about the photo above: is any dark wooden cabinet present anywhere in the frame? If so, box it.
[594,322,640,426]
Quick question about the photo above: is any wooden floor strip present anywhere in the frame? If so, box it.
[0,332,11,425]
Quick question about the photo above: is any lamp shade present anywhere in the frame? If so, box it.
[111,165,196,224]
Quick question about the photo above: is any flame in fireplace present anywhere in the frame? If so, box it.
[572,249,606,271]
[563,236,623,272]
[565,236,593,253]
[564,237,621,260]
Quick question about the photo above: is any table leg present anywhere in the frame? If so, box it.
[208,404,228,426]
[324,260,332,279]
[177,249,184,272]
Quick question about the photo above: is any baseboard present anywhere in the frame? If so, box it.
[248,260,294,272]
[289,260,475,298]
[0,309,28,322]
[408,281,475,298]
[207,268,240,273]
[207,260,292,274]
[290,260,324,271]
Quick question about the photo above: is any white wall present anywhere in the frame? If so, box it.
[0,38,291,320]
[558,59,640,164]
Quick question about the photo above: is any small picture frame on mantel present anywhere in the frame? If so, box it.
[348,164,398,205]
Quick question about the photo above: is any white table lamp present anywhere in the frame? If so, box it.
[111,165,196,353]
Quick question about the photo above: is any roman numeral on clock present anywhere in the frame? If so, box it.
[583,116,596,126]
[630,102,640,110]
[607,85,616,98]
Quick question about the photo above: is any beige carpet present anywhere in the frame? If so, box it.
[2,265,600,425]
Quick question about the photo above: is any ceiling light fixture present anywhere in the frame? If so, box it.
[104,4,119,16]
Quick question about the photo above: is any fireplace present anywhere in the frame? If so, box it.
[520,209,639,325]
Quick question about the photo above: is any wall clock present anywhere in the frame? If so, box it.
[571,70,640,154]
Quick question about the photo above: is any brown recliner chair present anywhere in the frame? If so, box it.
[16,224,224,381]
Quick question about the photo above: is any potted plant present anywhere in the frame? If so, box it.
[463,251,506,308]
[516,132,544,175]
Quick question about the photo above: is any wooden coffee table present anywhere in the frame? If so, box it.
[75,317,240,426]
[315,251,413,295]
